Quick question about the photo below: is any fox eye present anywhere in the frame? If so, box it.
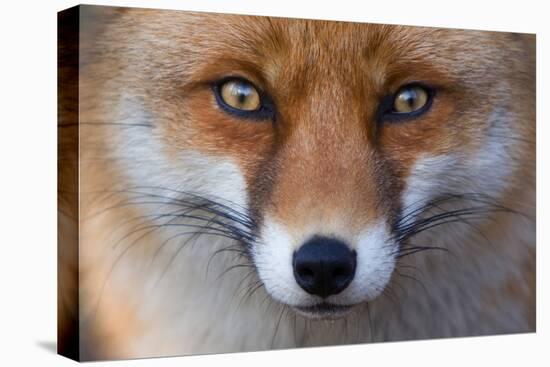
[393,85,429,113]
[219,79,260,111]
[378,83,434,123]
[212,78,275,121]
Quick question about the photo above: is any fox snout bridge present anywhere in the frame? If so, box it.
[292,236,357,298]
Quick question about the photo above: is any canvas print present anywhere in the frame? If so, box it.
[58,5,536,361]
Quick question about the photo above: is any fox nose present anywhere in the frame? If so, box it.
[293,236,356,298]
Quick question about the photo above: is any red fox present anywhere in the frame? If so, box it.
[58,5,535,360]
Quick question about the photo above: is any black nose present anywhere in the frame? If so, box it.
[293,236,356,298]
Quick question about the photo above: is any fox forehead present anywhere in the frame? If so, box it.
[105,9,518,88]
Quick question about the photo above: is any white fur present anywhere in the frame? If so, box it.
[252,218,305,306]
[253,217,397,308]
[402,107,517,221]
[113,96,248,210]
[401,153,462,217]
[335,221,397,304]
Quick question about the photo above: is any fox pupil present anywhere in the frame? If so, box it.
[404,90,416,107]
[237,88,247,104]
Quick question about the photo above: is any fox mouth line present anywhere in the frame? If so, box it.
[293,302,354,319]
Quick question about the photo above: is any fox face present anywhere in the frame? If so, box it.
[80,7,535,328]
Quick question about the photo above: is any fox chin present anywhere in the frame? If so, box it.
[60,6,535,360]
